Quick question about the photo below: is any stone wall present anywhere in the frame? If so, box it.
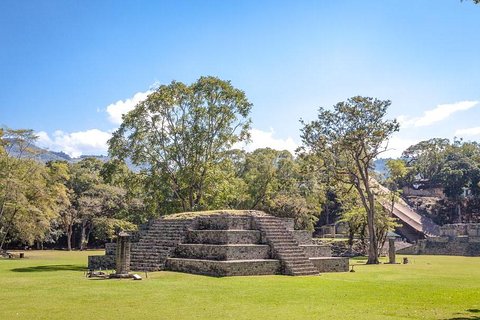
[440,224,480,237]
[398,236,480,256]
[174,244,271,260]
[300,244,331,257]
[193,216,253,230]
[402,187,444,198]
[310,257,349,272]
[281,218,295,231]
[166,258,281,276]
[105,243,116,255]
[292,230,311,244]
[88,255,115,270]
[185,230,263,245]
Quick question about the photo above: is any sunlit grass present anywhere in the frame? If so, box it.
[1,251,479,319]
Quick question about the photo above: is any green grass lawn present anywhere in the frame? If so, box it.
[1,251,479,320]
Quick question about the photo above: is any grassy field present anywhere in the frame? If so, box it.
[1,251,479,320]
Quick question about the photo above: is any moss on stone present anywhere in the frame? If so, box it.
[164,210,266,220]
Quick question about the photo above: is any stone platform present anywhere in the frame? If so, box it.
[89,210,349,276]
[166,258,281,276]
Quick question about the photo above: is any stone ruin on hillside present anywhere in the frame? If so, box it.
[398,223,480,256]
[88,210,348,276]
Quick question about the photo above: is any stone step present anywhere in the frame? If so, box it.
[131,255,162,260]
[300,245,331,258]
[185,229,262,245]
[290,271,318,276]
[289,265,318,271]
[165,258,281,277]
[270,242,298,247]
[129,217,192,271]
[309,257,349,273]
[276,253,305,259]
[174,244,271,261]
[253,215,318,277]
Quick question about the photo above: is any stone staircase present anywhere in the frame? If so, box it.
[130,219,192,271]
[254,215,318,276]
[166,215,281,276]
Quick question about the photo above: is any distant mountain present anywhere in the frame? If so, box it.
[5,140,109,164]
[5,140,144,171]
[71,154,111,163]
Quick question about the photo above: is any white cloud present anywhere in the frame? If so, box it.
[235,128,298,154]
[36,129,111,158]
[106,90,152,124]
[398,100,478,128]
[380,136,419,159]
[455,127,480,137]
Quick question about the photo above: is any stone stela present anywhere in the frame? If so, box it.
[112,231,132,278]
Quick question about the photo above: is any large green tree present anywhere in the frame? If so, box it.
[109,76,252,212]
[0,129,58,250]
[402,138,450,185]
[300,96,399,264]
[46,161,73,250]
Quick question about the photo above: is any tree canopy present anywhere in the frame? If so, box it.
[109,76,252,212]
[300,96,399,264]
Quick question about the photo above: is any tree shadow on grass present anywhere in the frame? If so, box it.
[443,309,480,320]
[11,264,86,273]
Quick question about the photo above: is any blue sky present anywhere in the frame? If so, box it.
[1,1,479,157]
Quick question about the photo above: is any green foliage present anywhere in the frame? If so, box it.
[233,148,323,230]
[440,141,480,198]
[92,217,137,242]
[109,76,252,212]
[402,138,450,185]
[300,96,399,264]
[0,129,58,249]
[385,159,409,190]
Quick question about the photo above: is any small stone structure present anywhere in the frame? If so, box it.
[402,186,444,198]
[89,211,348,276]
[111,231,131,278]
[398,223,480,256]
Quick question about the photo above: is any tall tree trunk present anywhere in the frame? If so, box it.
[80,220,88,250]
[366,212,379,263]
[0,207,18,251]
[366,195,379,264]
[66,224,73,251]
[84,224,92,250]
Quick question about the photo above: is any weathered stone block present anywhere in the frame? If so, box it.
[468,237,480,243]
[166,258,281,276]
[301,244,331,258]
[429,236,449,243]
[185,229,262,245]
[281,218,295,231]
[174,244,271,260]
[193,216,253,230]
[292,230,311,244]
[105,243,116,255]
[88,255,115,270]
[310,257,349,273]
[467,224,480,237]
